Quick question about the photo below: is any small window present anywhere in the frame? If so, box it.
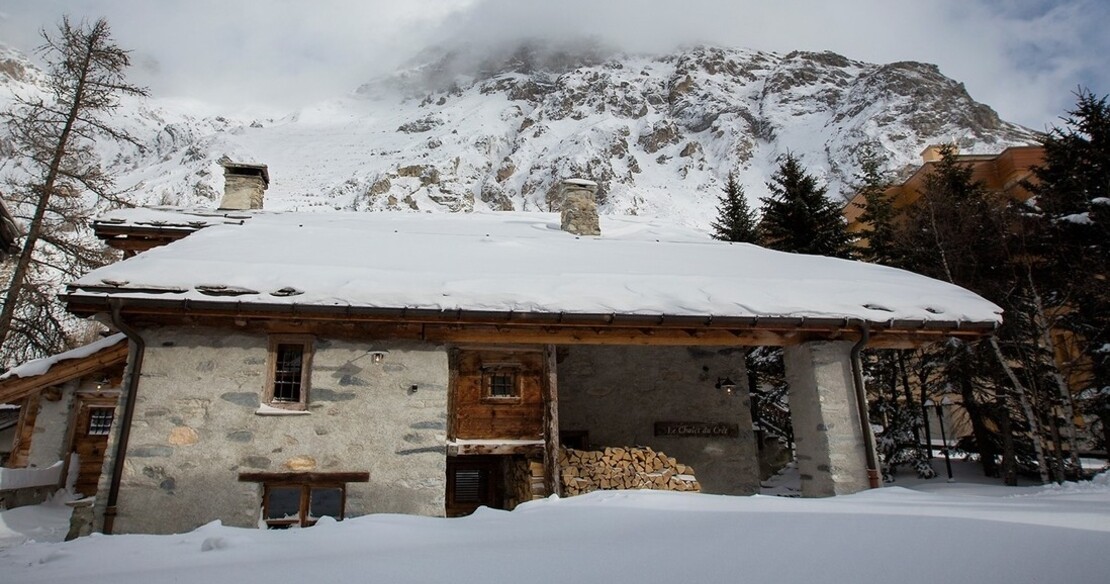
[240,471,369,529]
[87,408,114,436]
[262,484,346,529]
[488,373,515,397]
[481,364,521,403]
[265,335,314,410]
[273,344,305,402]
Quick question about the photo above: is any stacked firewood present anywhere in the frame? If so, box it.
[507,459,548,508]
[560,447,700,495]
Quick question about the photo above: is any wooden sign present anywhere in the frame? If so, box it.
[654,421,739,438]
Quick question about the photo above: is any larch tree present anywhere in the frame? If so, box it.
[0,17,147,367]
[896,145,1062,482]
[759,153,852,258]
[710,171,758,243]
[846,147,936,478]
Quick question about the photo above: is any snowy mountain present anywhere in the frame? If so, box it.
[0,42,1037,229]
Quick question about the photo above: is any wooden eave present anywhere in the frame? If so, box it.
[93,222,203,252]
[61,294,998,349]
[0,341,129,404]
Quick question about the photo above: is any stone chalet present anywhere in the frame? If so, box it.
[9,164,1002,534]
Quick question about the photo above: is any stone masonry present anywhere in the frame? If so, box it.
[785,341,870,497]
[105,326,448,534]
[217,162,268,210]
[558,178,601,236]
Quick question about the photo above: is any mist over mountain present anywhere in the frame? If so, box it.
[0,41,1037,229]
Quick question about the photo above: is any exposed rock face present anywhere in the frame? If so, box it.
[0,42,1039,227]
[558,178,600,236]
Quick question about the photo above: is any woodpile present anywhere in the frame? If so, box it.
[559,447,700,496]
[507,458,548,509]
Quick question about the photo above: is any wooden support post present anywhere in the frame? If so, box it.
[541,344,562,497]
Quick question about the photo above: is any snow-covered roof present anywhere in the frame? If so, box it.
[95,206,255,232]
[0,333,127,381]
[66,209,1001,327]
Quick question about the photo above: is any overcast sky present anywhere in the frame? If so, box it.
[0,0,1106,129]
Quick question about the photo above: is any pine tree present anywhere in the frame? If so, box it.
[0,17,147,366]
[759,153,852,258]
[1026,89,1110,454]
[710,171,758,243]
[851,147,898,265]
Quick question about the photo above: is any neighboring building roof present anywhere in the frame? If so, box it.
[93,206,254,254]
[0,334,128,404]
[64,209,1001,332]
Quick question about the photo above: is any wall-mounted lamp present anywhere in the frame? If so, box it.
[369,351,388,364]
[715,377,737,396]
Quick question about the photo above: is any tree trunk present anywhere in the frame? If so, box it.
[989,336,1049,484]
[956,356,999,477]
[897,351,922,450]
[997,397,1018,486]
[1025,272,1082,474]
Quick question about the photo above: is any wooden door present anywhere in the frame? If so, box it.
[69,397,117,497]
[446,456,504,517]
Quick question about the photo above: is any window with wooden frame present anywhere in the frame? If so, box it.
[480,363,522,403]
[239,472,369,529]
[264,335,314,410]
[87,407,115,436]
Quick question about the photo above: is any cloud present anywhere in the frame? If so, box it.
[0,0,1104,126]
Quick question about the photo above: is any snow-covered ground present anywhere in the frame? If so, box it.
[2,470,1108,584]
[0,492,73,550]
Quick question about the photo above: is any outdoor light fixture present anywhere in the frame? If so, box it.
[369,351,388,364]
[715,377,737,396]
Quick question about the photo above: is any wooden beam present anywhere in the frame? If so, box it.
[0,342,129,404]
[423,325,802,347]
[542,344,562,497]
[447,443,544,456]
[63,302,990,350]
[238,471,370,483]
[6,394,39,468]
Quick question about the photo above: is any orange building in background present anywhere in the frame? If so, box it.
[844,144,1044,238]
[844,143,1101,454]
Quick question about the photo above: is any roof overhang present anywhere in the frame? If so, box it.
[0,339,129,404]
[62,294,997,350]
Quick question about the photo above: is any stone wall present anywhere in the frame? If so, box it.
[110,326,448,534]
[557,346,759,495]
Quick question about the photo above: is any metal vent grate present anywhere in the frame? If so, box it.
[454,469,485,503]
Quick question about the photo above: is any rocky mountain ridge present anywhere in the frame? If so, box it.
[0,43,1038,229]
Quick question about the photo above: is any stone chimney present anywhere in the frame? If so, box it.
[217,160,269,210]
[559,178,600,236]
